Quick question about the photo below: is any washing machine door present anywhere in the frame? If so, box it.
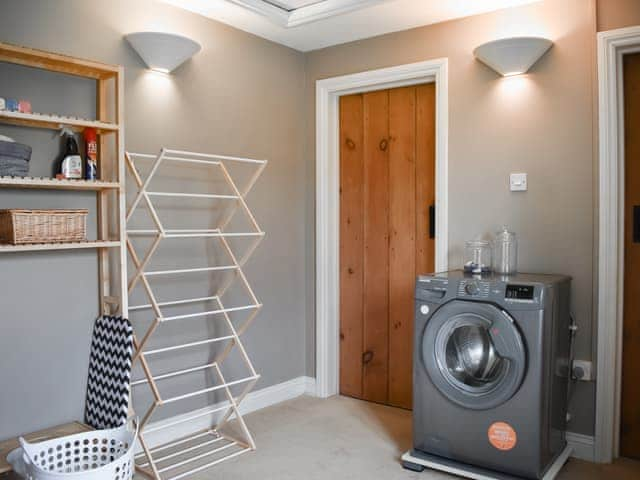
[421,300,526,410]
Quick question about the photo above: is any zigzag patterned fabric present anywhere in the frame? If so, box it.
[85,315,133,429]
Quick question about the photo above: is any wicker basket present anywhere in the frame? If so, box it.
[0,209,89,245]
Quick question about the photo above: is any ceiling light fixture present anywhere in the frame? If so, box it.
[473,37,553,77]
[125,32,201,74]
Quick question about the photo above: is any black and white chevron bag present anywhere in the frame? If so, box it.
[85,315,134,430]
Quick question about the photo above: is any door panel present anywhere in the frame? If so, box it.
[339,84,435,409]
[421,301,526,411]
[388,87,417,409]
[339,94,364,399]
[622,52,640,460]
[362,90,390,403]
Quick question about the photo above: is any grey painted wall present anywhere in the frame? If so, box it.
[304,0,597,436]
[0,0,307,438]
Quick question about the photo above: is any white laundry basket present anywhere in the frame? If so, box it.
[18,420,137,480]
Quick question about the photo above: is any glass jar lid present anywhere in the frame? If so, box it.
[495,225,515,243]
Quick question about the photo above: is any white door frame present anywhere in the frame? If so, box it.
[315,59,449,398]
[596,25,640,463]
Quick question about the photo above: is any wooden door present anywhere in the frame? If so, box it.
[339,84,435,409]
[622,52,640,460]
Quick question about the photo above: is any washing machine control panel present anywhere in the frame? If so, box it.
[458,280,490,298]
[417,273,546,307]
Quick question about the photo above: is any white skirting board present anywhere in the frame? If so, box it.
[136,376,317,453]
[565,432,595,462]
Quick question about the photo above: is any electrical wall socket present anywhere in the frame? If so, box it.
[572,360,593,381]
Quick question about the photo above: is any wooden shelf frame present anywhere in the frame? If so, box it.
[126,148,266,480]
[0,42,128,476]
[0,42,128,320]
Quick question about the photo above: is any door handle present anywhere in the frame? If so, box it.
[635,206,640,243]
[429,204,435,239]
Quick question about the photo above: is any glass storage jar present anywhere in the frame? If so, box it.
[493,225,518,275]
[464,240,492,274]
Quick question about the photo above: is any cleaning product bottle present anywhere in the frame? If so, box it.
[57,127,83,179]
[84,127,98,180]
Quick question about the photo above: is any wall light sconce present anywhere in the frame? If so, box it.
[473,37,553,77]
[125,32,201,74]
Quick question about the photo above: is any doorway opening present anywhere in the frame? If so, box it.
[621,50,640,461]
[315,59,448,400]
[596,26,640,463]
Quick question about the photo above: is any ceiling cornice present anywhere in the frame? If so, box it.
[161,0,544,52]
[226,0,387,27]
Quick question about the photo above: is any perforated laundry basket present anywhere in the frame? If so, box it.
[18,420,137,480]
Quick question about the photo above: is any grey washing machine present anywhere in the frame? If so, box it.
[402,271,573,480]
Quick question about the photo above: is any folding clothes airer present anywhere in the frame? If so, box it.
[124,148,266,480]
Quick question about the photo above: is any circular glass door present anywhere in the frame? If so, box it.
[422,301,526,410]
[442,320,507,392]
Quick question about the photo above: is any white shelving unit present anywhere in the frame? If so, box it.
[125,148,266,480]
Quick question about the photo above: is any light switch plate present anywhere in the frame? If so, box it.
[510,173,527,191]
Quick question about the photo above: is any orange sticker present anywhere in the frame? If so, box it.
[488,422,517,451]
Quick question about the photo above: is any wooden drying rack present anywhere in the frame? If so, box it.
[125,149,266,480]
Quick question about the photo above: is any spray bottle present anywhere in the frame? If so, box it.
[56,127,82,179]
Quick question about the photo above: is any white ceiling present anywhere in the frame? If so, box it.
[161,0,542,52]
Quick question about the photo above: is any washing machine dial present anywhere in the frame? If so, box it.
[465,282,479,295]
[420,305,430,315]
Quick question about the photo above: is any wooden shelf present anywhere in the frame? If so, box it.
[0,176,120,191]
[0,110,118,133]
[0,240,121,253]
[0,42,118,80]
[0,421,93,474]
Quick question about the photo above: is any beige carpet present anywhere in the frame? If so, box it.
[181,395,640,480]
[3,395,637,480]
